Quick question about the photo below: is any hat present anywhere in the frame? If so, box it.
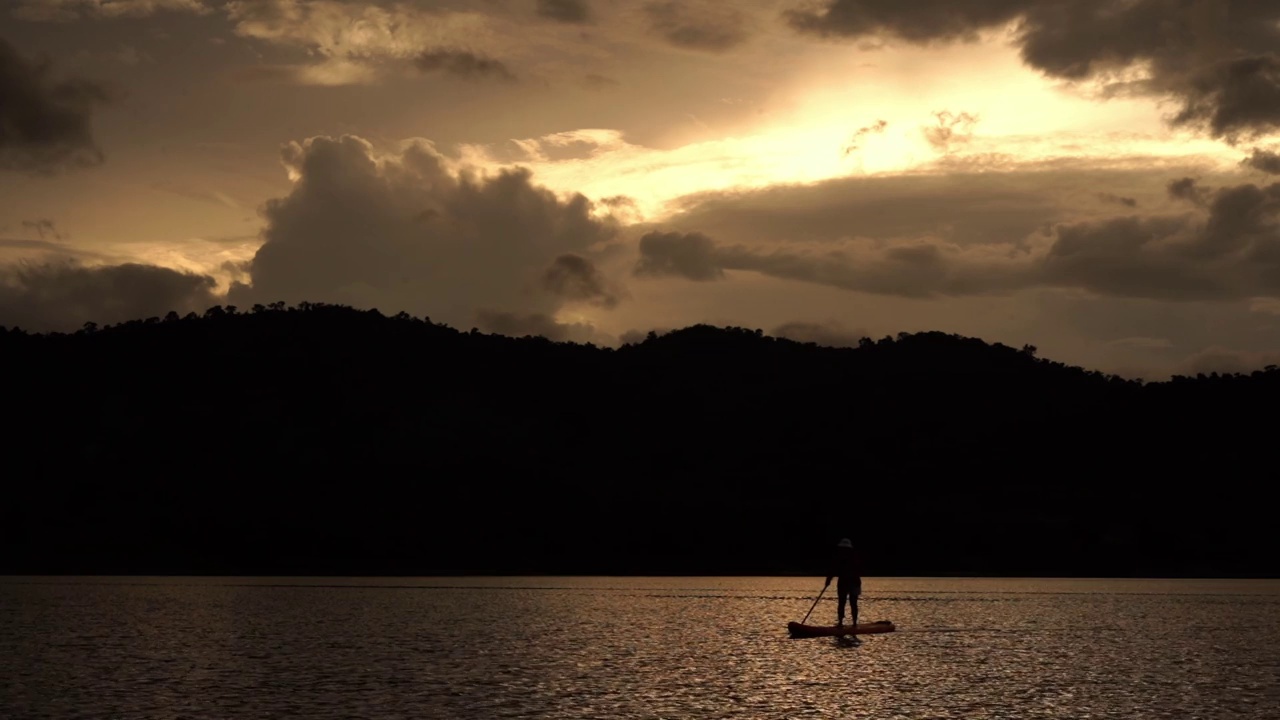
[837,538,852,548]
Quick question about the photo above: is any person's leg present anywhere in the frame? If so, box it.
[836,580,847,624]
[850,581,861,626]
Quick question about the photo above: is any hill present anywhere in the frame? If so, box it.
[3,303,1277,578]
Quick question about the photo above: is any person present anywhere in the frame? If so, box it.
[825,537,862,626]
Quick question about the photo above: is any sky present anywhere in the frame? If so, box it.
[3,0,1280,379]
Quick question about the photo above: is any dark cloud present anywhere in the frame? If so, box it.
[1172,54,1280,142]
[0,36,111,174]
[228,135,621,331]
[770,320,870,348]
[542,254,622,309]
[634,178,1280,303]
[643,2,750,52]
[653,236,1026,298]
[656,169,1070,249]
[0,260,218,332]
[536,0,591,24]
[1244,148,1280,175]
[1097,193,1137,208]
[783,0,1280,142]
[413,49,516,82]
[784,0,1028,43]
[1167,177,1210,205]
[633,231,725,281]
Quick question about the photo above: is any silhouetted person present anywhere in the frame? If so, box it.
[825,538,862,626]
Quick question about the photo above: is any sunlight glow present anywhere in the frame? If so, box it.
[455,41,1246,224]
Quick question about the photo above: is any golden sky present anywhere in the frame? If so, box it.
[3,0,1280,378]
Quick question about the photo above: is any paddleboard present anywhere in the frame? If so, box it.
[787,620,895,638]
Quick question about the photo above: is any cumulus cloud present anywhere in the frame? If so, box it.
[642,1,750,52]
[536,0,590,24]
[0,260,218,332]
[228,135,622,331]
[634,176,1280,303]
[0,37,111,174]
[1244,148,1280,175]
[783,0,1280,142]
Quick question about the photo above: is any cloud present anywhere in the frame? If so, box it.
[0,37,111,174]
[0,259,218,332]
[536,0,591,24]
[542,254,622,309]
[633,175,1280,303]
[1244,148,1280,175]
[843,119,887,156]
[11,0,208,21]
[473,309,606,344]
[1167,176,1210,205]
[782,0,1280,142]
[150,180,241,210]
[1176,346,1280,376]
[413,49,516,82]
[633,231,725,281]
[228,135,622,331]
[770,320,869,347]
[655,168,1069,249]
[635,233,1029,298]
[922,110,978,153]
[223,0,501,84]
[21,219,63,240]
[643,1,750,52]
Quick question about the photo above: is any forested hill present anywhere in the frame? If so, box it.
[4,303,1277,578]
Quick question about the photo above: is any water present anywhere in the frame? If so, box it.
[2,576,1278,719]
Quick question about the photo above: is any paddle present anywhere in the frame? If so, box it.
[799,579,829,625]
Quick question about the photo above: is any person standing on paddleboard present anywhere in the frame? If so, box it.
[825,538,862,626]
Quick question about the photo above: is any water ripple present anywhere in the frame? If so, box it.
[2,577,1277,719]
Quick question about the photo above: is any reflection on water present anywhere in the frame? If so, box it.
[3,577,1278,719]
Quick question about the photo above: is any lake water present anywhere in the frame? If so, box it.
[2,576,1278,719]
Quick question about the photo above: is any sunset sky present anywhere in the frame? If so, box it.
[3,0,1280,378]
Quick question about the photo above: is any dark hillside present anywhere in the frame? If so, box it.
[3,304,1277,578]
